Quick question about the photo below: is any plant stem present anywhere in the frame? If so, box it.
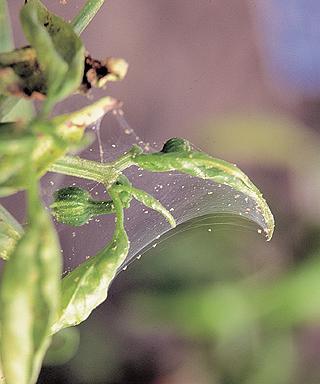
[110,145,143,171]
[72,0,106,35]
[89,200,114,215]
[48,155,129,187]
[49,146,142,186]
[49,156,115,184]
[108,186,125,233]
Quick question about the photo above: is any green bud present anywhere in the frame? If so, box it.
[50,178,135,226]
[161,138,191,153]
[50,186,114,226]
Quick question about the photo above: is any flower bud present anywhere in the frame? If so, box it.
[51,186,114,226]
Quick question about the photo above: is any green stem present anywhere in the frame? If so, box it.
[89,200,114,215]
[49,147,141,186]
[108,186,125,234]
[49,156,114,184]
[71,0,106,35]
[110,145,142,171]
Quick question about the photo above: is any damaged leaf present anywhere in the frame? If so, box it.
[0,47,128,100]
[20,0,84,111]
[80,54,128,93]
[132,139,274,240]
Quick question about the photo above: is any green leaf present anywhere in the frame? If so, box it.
[0,204,23,260]
[0,0,13,53]
[52,187,129,334]
[20,0,84,112]
[33,97,119,176]
[72,0,106,36]
[0,95,19,122]
[0,0,25,123]
[0,181,61,384]
[133,141,274,240]
[114,184,176,228]
[0,122,35,196]
[52,97,120,145]
[1,99,34,123]
[0,97,119,197]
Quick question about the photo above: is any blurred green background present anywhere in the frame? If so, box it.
[6,0,320,383]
